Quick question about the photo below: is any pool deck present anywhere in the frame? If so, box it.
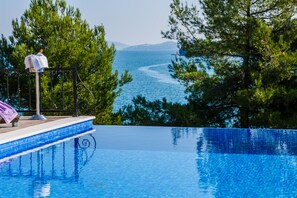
[0,116,95,145]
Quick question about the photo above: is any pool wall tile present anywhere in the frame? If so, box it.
[0,120,93,159]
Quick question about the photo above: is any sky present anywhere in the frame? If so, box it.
[0,0,197,46]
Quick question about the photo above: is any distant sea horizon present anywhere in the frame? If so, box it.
[113,50,187,111]
[108,40,178,50]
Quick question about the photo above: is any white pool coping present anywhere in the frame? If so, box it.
[0,116,95,145]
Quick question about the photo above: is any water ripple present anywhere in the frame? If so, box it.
[138,63,180,85]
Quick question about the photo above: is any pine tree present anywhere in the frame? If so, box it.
[0,0,132,124]
[163,0,297,128]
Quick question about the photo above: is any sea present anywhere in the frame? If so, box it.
[113,51,187,111]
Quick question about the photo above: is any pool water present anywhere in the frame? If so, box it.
[1,126,297,197]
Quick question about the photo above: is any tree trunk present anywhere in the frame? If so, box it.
[240,1,251,128]
[240,58,250,128]
[240,106,249,128]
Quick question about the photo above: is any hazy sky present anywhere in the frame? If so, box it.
[0,0,197,45]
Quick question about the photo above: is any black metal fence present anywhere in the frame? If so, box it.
[0,67,78,116]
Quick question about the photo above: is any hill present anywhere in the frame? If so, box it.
[122,41,178,51]
[108,41,129,50]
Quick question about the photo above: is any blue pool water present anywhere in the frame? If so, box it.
[1,126,297,197]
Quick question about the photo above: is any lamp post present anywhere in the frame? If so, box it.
[25,49,48,120]
[30,71,47,120]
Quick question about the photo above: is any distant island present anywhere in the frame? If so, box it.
[107,41,130,50]
[108,41,178,52]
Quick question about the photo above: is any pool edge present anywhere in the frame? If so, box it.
[0,116,95,160]
[0,116,95,145]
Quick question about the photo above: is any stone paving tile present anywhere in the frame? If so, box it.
[0,116,70,134]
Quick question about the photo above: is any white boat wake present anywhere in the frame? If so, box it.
[138,63,179,85]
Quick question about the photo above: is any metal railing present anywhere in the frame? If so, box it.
[0,67,78,116]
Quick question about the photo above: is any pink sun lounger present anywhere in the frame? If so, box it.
[0,101,19,127]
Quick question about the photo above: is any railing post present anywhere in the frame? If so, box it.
[28,72,32,110]
[72,67,78,117]
[17,72,21,111]
[6,72,9,102]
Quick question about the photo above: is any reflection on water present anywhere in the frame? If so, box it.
[170,127,297,196]
[195,128,297,197]
[32,180,50,197]
[1,126,297,197]
[198,128,297,155]
[171,127,297,156]
[0,134,96,197]
[171,127,198,145]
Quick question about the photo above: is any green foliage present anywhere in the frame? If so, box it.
[0,0,132,124]
[120,95,202,126]
[161,0,297,128]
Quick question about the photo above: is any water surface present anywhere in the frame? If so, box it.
[1,126,297,197]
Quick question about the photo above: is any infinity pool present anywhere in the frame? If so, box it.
[0,126,297,197]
